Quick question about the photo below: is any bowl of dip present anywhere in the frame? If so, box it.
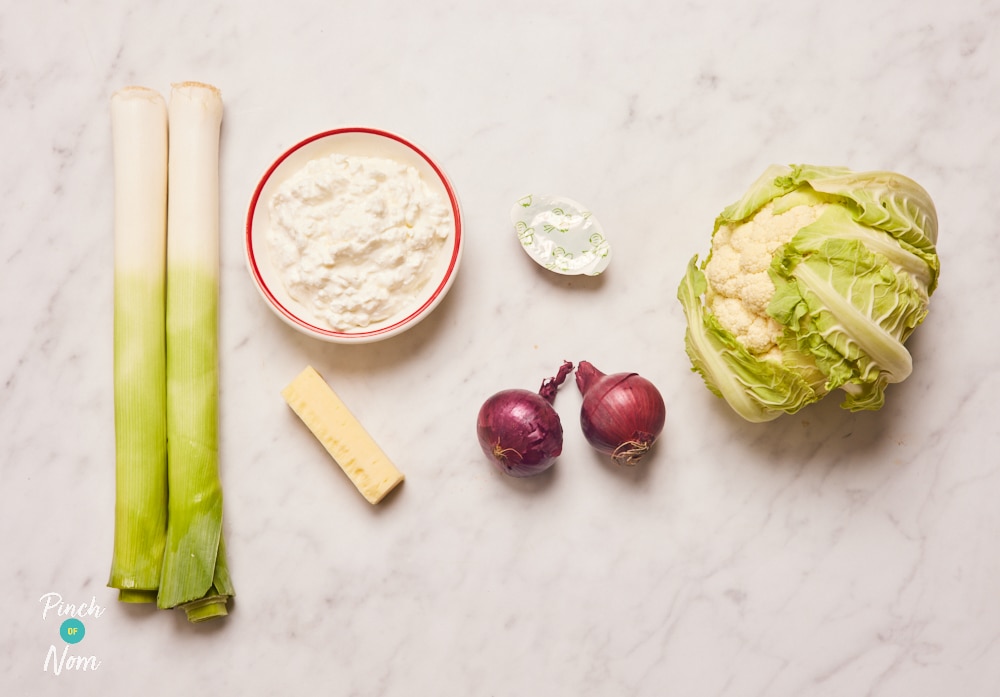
[246,127,463,343]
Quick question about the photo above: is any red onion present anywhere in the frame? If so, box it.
[476,361,574,477]
[576,360,665,466]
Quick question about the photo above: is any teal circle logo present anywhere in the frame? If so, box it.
[60,618,85,644]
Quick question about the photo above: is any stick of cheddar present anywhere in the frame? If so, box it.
[282,366,404,504]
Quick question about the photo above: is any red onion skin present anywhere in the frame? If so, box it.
[576,361,665,466]
[477,362,573,477]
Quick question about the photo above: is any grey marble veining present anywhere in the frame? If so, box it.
[3,0,1000,694]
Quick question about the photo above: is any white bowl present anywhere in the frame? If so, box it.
[245,127,463,343]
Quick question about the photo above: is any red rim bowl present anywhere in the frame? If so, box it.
[245,127,463,343]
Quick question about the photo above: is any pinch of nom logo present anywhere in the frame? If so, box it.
[39,592,104,675]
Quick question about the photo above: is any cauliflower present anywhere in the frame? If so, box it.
[704,201,825,356]
[677,164,940,422]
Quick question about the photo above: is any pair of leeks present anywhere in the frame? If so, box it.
[108,83,233,622]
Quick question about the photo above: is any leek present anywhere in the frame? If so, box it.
[108,87,169,603]
[157,82,234,621]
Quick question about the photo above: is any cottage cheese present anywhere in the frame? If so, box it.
[267,153,453,331]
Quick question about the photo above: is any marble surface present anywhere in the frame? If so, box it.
[3,0,999,694]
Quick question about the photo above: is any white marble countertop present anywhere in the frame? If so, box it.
[4,1,1000,694]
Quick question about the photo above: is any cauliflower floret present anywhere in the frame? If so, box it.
[709,296,784,354]
[705,201,826,355]
[703,244,742,295]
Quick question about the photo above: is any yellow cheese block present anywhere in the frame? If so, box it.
[282,366,404,504]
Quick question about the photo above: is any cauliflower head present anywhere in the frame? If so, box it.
[678,164,939,422]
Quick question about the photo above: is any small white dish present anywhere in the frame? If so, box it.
[245,127,463,343]
[510,194,611,276]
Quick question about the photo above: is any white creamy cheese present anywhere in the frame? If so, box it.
[267,153,453,331]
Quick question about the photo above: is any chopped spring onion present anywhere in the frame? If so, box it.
[156,82,234,622]
[108,86,169,604]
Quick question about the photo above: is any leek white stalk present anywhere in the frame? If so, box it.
[108,87,169,603]
[157,82,234,621]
